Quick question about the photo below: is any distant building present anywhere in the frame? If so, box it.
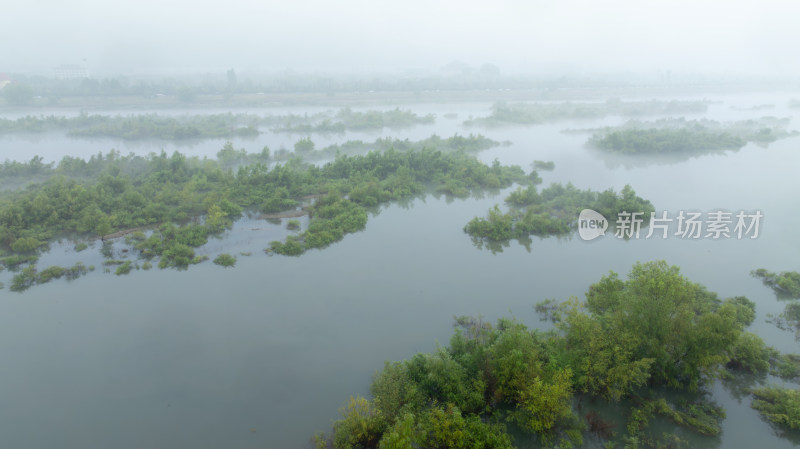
[54,64,89,80]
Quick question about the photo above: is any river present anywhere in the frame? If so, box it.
[0,91,799,448]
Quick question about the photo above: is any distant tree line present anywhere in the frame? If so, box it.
[463,99,709,127]
[0,108,439,140]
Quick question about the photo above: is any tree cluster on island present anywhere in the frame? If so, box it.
[0,108,437,141]
[463,99,709,127]
[587,117,797,155]
[313,261,800,449]
[0,139,526,290]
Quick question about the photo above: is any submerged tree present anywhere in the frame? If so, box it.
[317,261,760,448]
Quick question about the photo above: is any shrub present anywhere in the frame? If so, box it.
[213,253,236,267]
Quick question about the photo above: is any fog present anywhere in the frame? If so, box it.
[3,0,800,77]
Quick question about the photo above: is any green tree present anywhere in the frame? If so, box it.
[751,387,800,431]
[213,253,236,267]
[332,396,386,449]
[567,261,744,392]
[95,214,113,240]
[294,137,315,154]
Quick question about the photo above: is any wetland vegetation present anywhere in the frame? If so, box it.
[1,92,799,448]
[0,135,525,288]
[0,108,436,141]
[463,99,709,127]
[464,183,653,245]
[752,269,800,299]
[587,117,797,155]
[314,261,800,449]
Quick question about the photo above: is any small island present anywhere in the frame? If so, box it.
[313,261,800,448]
[463,99,709,127]
[464,183,654,243]
[587,117,796,155]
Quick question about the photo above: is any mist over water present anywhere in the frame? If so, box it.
[3,1,800,448]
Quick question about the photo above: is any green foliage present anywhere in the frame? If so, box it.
[9,261,89,292]
[319,262,762,447]
[630,398,726,438]
[269,235,305,256]
[751,387,800,431]
[131,223,214,267]
[2,254,39,269]
[726,332,771,374]
[560,261,747,395]
[281,133,499,163]
[10,265,37,292]
[754,269,800,339]
[558,302,655,401]
[114,261,133,275]
[416,405,513,449]
[724,296,757,327]
[216,142,250,166]
[328,316,575,448]
[513,368,575,435]
[331,396,387,449]
[769,353,800,380]
[294,137,315,154]
[275,108,435,134]
[377,413,415,449]
[65,262,90,280]
[465,99,708,126]
[752,268,800,298]
[588,117,796,155]
[213,253,236,267]
[38,265,66,283]
[0,143,526,282]
[463,205,513,241]
[591,128,744,154]
[0,112,259,140]
[261,188,299,213]
[286,219,301,230]
[466,183,653,242]
[533,160,556,171]
[11,237,43,253]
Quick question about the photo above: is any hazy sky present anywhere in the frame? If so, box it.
[3,0,799,77]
